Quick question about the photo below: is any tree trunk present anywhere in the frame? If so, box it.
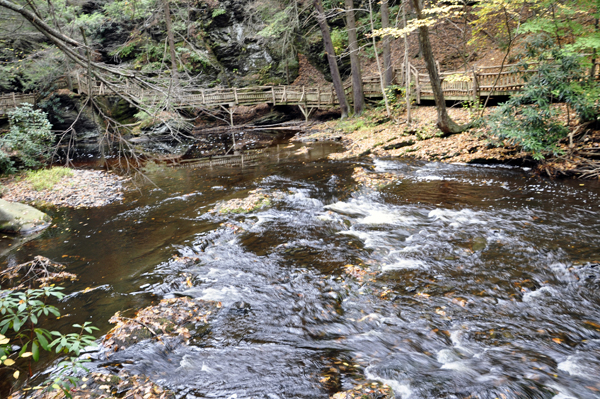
[381,0,393,87]
[314,0,349,118]
[410,0,465,135]
[403,0,411,124]
[345,0,364,115]
[368,0,391,117]
[163,0,178,82]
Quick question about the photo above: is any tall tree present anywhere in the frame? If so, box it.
[402,0,411,123]
[345,0,365,115]
[380,0,393,87]
[368,0,391,116]
[410,0,465,135]
[314,0,349,118]
[162,0,178,83]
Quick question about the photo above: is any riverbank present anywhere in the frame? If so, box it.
[0,168,130,208]
[296,106,600,179]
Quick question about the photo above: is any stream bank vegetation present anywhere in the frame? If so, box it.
[0,256,98,397]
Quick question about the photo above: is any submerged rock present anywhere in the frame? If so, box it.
[352,167,400,190]
[331,381,394,399]
[210,189,284,215]
[0,199,50,234]
[103,297,221,353]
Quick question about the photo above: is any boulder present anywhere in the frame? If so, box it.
[0,199,51,234]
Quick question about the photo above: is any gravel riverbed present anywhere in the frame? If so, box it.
[1,169,130,208]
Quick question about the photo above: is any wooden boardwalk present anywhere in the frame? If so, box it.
[3,61,594,120]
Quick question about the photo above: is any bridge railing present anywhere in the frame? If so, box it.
[0,93,37,117]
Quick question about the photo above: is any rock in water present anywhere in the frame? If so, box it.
[0,199,51,234]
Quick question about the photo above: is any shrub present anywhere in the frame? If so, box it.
[487,41,600,160]
[0,258,98,395]
[1,104,54,174]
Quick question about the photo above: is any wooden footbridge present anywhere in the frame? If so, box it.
[2,61,590,121]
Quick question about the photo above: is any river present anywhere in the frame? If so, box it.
[3,141,600,398]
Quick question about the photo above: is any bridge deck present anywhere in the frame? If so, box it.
[3,61,597,118]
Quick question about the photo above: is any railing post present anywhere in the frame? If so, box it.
[472,67,479,102]
[317,85,321,108]
[201,89,205,104]
[12,92,16,107]
[416,73,421,104]
[234,88,239,104]
[271,86,276,105]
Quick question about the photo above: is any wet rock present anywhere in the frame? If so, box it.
[383,139,415,150]
[0,199,50,234]
[251,109,297,126]
[331,381,394,399]
[229,301,251,315]
[210,189,284,215]
[141,119,194,139]
[43,92,101,146]
[472,236,487,252]
[352,167,400,190]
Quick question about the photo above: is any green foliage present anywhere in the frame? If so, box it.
[488,43,600,159]
[24,167,74,191]
[211,8,226,19]
[337,119,370,134]
[1,104,54,174]
[381,84,406,111]
[257,7,292,38]
[0,286,98,393]
[330,28,348,56]
[103,0,155,21]
[462,99,484,126]
[518,0,600,54]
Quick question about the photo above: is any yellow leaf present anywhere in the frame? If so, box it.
[0,338,9,345]
[13,370,20,379]
[21,352,33,358]
[552,338,563,344]
[3,359,15,366]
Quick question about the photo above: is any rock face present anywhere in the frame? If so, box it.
[0,199,51,234]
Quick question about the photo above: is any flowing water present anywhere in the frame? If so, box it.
[3,142,600,398]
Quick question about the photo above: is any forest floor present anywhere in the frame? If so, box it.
[296,105,600,179]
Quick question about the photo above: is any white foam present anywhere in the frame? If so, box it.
[358,210,399,225]
[382,259,427,271]
[198,286,242,303]
[325,201,367,216]
[522,286,557,302]
[557,357,589,377]
[428,208,488,226]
